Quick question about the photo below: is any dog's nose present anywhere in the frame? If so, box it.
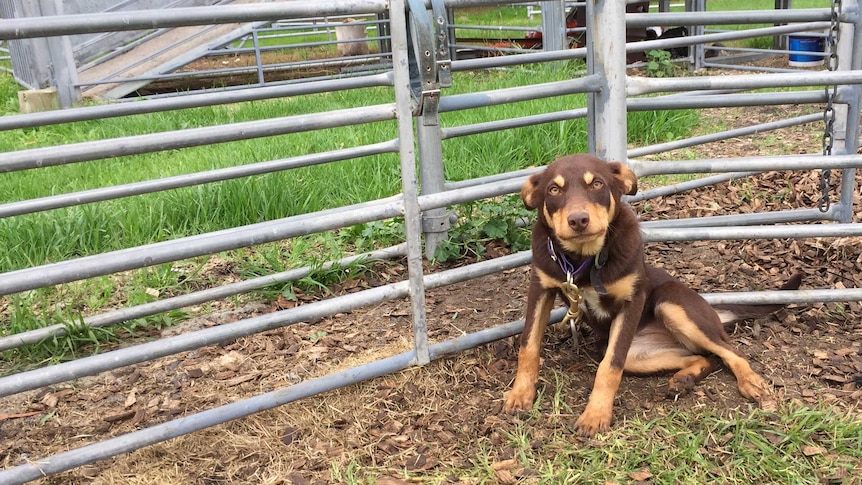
[568,212,590,231]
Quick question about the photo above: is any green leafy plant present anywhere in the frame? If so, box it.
[433,196,533,263]
[645,49,676,78]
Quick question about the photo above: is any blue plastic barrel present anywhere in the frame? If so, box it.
[788,35,825,67]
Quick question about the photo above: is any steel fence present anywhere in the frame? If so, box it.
[0,0,861,482]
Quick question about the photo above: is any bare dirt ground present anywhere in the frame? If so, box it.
[2,67,862,484]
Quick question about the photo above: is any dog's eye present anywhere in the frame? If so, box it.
[548,185,561,195]
[591,180,604,190]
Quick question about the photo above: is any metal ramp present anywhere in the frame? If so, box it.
[78,0,260,100]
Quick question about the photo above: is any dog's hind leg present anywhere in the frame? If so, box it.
[625,327,719,397]
[655,300,770,400]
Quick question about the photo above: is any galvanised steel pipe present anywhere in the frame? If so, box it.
[628,113,824,158]
[0,196,405,297]
[629,153,862,176]
[0,244,408,352]
[0,104,397,173]
[0,351,418,485]
[590,0,628,161]
[627,8,835,27]
[0,1,390,39]
[642,223,862,241]
[0,302,552,485]
[627,172,763,203]
[702,288,862,305]
[2,282,859,485]
[438,75,602,113]
[627,70,862,96]
[0,250,531,398]
[20,147,828,282]
[0,140,400,218]
[442,108,589,140]
[627,22,831,54]
[0,73,394,131]
[390,0,430,365]
[629,91,826,111]
[642,209,836,228]
[451,46,588,71]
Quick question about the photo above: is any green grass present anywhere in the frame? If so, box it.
[475,403,862,484]
[0,64,696,273]
[328,400,861,484]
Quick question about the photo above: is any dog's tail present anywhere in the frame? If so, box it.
[712,273,803,325]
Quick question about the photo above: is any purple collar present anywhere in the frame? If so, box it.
[547,238,591,280]
[546,237,610,295]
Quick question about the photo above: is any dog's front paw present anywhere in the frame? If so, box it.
[737,372,770,400]
[503,386,536,413]
[574,404,613,437]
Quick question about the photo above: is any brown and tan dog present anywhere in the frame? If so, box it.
[503,154,798,437]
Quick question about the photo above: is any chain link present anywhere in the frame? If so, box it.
[819,0,841,212]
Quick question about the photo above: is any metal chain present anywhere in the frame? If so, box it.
[819,0,841,212]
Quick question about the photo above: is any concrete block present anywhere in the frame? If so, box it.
[18,87,60,114]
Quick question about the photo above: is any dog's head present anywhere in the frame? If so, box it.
[521,154,638,256]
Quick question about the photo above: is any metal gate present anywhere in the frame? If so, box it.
[0,0,861,482]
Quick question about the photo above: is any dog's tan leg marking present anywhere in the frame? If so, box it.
[575,313,625,436]
[625,348,716,397]
[533,267,561,290]
[604,274,639,302]
[656,302,769,400]
[504,290,555,412]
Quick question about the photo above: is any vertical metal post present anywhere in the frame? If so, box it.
[588,0,627,162]
[692,0,706,71]
[40,0,80,107]
[773,0,791,50]
[252,29,265,86]
[389,0,431,366]
[417,123,450,259]
[541,0,566,51]
[836,0,861,222]
[585,0,596,154]
[446,7,456,61]
[376,12,392,55]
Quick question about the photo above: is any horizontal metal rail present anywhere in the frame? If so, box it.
[628,113,824,158]
[629,154,862,176]
[2,271,861,485]
[0,104,396,172]
[627,172,763,203]
[627,8,836,27]
[0,301,550,485]
[0,196,405,297]
[642,223,862,241]
[0,140,400,218]
[74,52,391,85]
[439,75,602,112]
[0,1,391,39]
[643,208,837,228]
[627,21,831,54]
[628,70,862,96]
[0,244,408,352]
[0,251,532,397]
[632,91,827,110]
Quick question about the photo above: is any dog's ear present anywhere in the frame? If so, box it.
[608,161,638,195]
[521,171,544,210]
